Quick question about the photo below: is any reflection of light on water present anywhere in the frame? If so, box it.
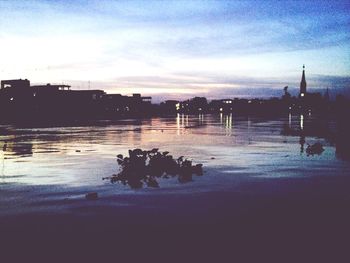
[300,114,304,130]
[218,113,233,136]
[0,115,347,186]
[289,113,292,128]
[225,114,232,128]
[199,114,204,125]
[176,113,180,135]
[224,113,233,136]
[1,151,5,177]
[176,114,190,135]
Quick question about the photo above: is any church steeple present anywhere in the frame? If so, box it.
[300,64,307,97]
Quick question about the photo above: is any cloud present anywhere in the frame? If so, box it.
[0,0,349,100]
[310,75,350,88]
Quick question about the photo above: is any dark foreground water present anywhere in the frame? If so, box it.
[0,114,349,262]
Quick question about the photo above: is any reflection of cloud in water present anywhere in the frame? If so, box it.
[0,115,349,186]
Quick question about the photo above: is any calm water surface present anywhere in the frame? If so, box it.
[0,114,349,187]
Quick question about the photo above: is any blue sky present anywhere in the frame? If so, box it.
[0,0,349,100]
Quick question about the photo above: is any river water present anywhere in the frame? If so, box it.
[1,114,349,189]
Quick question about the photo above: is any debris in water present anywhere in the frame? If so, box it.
[104,148,203,189]
[306,142,324,156]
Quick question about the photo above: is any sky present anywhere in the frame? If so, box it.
[0,0,349,101]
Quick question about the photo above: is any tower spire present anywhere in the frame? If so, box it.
[300,65,307,97]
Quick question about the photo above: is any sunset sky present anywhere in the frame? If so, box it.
[0,0,349,101]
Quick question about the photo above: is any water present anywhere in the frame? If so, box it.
[1,114,349,260]
[1,114,349,188]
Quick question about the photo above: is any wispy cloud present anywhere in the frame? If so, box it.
[0,0,349,99]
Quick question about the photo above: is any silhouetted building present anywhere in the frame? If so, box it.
[177,97,208,113]
[1,79,30,90]
[159,100,180,113]
[290,65,331,114]
[0,69,345,122]
[0,78,152,122]
[31,83,71,91]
